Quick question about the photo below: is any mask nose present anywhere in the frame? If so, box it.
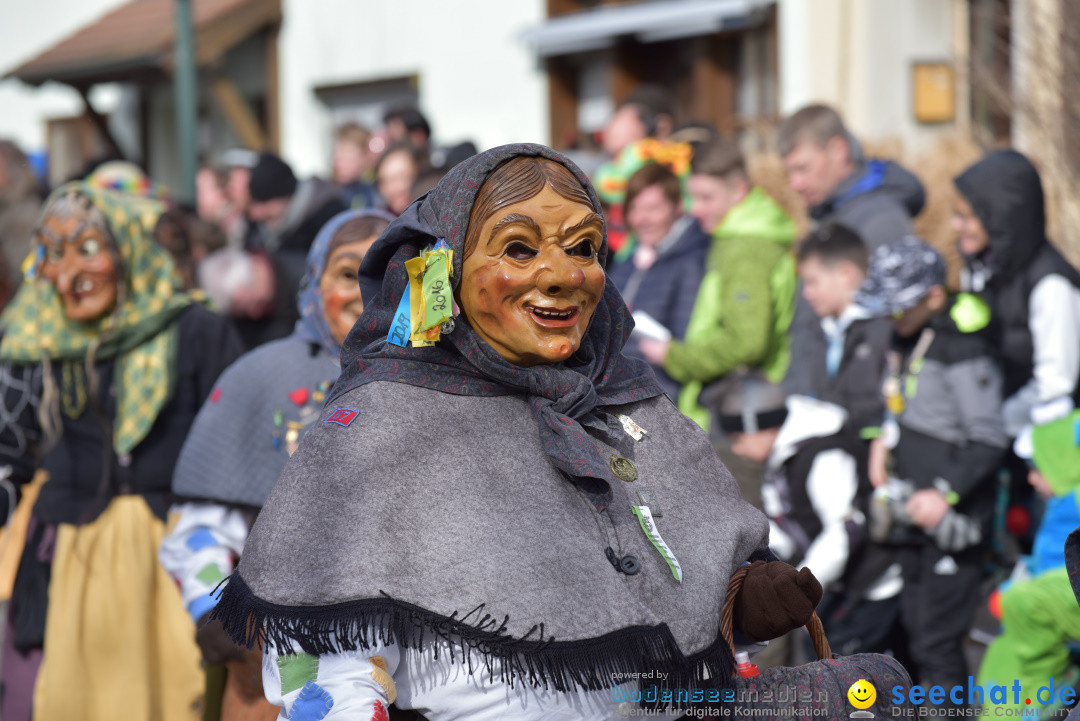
[53,253,77,295]
[536,245,586,296]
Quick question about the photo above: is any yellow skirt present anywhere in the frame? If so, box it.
[32,495,205,721]
[0,471,47,601]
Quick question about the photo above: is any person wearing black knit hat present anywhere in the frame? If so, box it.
[241,152,347,347]
[249,152,298,204]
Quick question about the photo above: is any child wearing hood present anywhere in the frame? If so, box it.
[953,150,1080,440]
[976,411,1080,717]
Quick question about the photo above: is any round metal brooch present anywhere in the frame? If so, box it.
[610,455,638,483]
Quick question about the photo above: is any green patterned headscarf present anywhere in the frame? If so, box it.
[0,182,198,456]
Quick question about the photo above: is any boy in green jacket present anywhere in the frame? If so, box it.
[640,139,798,430]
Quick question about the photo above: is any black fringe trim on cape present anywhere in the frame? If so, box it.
[210,571,737,704]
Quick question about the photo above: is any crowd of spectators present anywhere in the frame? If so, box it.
[0,89,1079,717]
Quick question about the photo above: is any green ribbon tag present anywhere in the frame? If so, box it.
[422,251,452,331]
[631,505,682,583]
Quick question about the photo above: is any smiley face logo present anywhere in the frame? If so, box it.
[848,679,877,710]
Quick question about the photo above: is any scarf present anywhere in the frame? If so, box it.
[0,183,197,455]
[333,143,665,509]
[294,208,395,356]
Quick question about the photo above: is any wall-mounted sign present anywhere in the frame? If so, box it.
[913,62,956,124]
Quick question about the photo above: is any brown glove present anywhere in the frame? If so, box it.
[732,561,823,642]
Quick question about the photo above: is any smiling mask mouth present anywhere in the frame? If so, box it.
[524,302,583,325]
[529,306,577,321]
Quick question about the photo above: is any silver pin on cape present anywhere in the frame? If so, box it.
[440,318,456,335]
[617,414,647,441]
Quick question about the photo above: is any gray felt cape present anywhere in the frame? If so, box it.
[214,381,770,693]
[172,335,339,507]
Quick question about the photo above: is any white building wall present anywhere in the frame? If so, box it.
[4,0,966,175]
[778,0,842,115]
[777,0,958,155]
[278,0,549,178]
[0,0,129,155]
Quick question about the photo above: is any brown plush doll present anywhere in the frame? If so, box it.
[733,561,824,642]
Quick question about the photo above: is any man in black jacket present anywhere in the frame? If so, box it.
[244,153,346,347]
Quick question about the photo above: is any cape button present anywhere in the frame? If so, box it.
[606,547,640,575]
[610,455,638,483]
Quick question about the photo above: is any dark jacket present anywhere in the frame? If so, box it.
[892,300,1008,526]
[785,311,893,437]
[954,150,1080,398]
[609,216,710,399]
[266,178,348,256]
[245,179,347,348]
[0,305,244,524]
[811,159,926,252]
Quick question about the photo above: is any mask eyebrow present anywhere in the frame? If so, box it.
[328,251,366,263]
[40,222,109,248]
[563,213,603,238]
[37,225,64,246]
[491,213,541,237]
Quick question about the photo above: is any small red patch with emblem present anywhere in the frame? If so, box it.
[289,387,309,406]
[325,408,359,427]
[210,388,222,403]
[372,700,388,721]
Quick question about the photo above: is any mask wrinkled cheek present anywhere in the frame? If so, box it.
[468,269,497,314]
[323,287,347,322]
